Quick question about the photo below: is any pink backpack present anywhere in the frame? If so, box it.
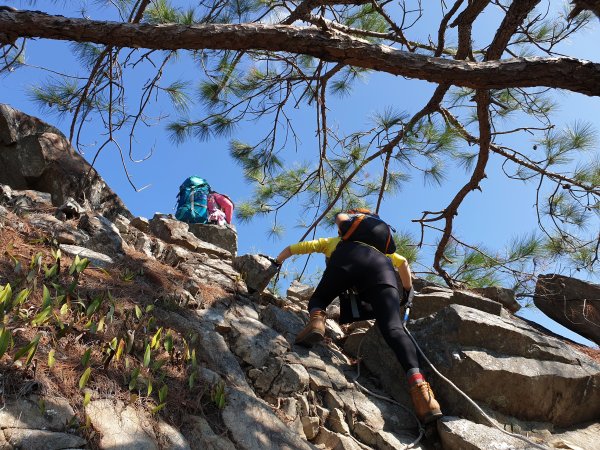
[207,192,235,224]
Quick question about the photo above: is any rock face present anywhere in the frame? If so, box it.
[86,400,160,450]
[438,417,534,450]
[471,286,520,312]
[0,395,87,449]
[0,105,599,450]
[0,103,131,219]
[150,213,232,260]
[2,181,600,450]
[410,289,505,319]
[189,222,238,256]
[534,273,600,346]
[354,304,600,428]
[233,254,279,293]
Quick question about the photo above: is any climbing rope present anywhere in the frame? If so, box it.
[400,300,550,450]
[325,340,424,449]
[331,300,551,450]
[353,336,425,449]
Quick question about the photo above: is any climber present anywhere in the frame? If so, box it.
[275,211,443,424]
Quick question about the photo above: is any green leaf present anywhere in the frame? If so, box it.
[216,392,225,409]
[69,255,80,275]
[143,344,151,368]
[86,297,102,317]
[134,305,142,320]
[76,258,90,273]
[13,334,41,366]
[106,302,115,322]
[48,349,56,368]
[190,349,197,369]
[24,336,40,366]
[151,327,163,349]
[163,333,174,354]
[52,248,61,261]
[150,403,166,414]
[45,264,59,279]
[30,252,43,270]
[158,384,168,403]
[31,305,53,326]
[83,390,92,407]
[97,317,105,332]
[79,367,91,390]
[60,303,69,315]
[81,348,92,367]
[115,339,125,361]
[0,283,12,309]
[14,288,30,307]
[42,285,52,308]
[84,319,95,332]
[147,380,153,397]
[188,371,196,390]
[0,327,12,358]
[129,367,140,391]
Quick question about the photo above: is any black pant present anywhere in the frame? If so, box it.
[307,242,420,372]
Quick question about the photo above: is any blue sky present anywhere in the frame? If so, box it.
[1,1,598,347]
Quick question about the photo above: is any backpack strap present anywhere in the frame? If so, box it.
[341,214,366,240]
[385,228,392,253]
[189,187,195,213]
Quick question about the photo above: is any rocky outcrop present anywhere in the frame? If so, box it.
[0,104,131,220]
[233,254,279,293]
[410,289,505,319]
[352,304,600,428]
[471,286,520,312]
[2,103,600,450]
[86,400,161,450]
[0,395,87,449]
[534,273,600,346]
[189,222,238,256]
[150,213,232,260]
[438,417,535,450]
[1,176,599,450]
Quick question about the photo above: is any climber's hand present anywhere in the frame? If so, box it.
[402,286,414,306]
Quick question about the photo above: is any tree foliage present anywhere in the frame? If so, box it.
[0,0,598,293]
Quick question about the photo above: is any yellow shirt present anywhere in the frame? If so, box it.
[289,237,407,269]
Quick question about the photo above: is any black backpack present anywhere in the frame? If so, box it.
[338,209,397,254]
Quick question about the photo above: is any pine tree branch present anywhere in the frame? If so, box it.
[429,90,491,287]
[439,108,600,195]
[368,0,412,51]
[424,1,545,285]
[2,10,600,96]
[451,0,490,60]
[282,0,371,25]
[300,84,449,240]
[435,0,464,57]
[304,14,457,54]
[486,0,542,60]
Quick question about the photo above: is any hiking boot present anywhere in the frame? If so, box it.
[410,381,443,424]
[295,310,326,346]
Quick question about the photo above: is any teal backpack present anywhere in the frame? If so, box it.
[175,176,211,224]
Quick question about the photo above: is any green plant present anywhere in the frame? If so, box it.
[13,334,41,366]
[120,268,137,282]
[211,380,226,409]
[0,246,197,420]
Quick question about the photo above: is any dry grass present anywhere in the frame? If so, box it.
[0,209,228,447]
